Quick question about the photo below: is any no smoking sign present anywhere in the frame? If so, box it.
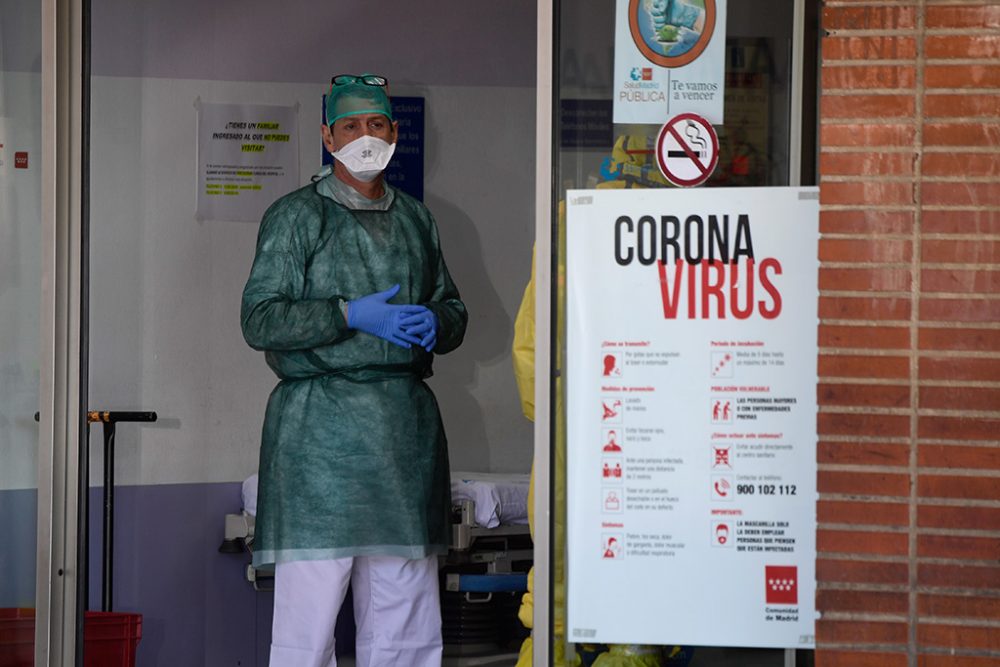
[655,113,719,188]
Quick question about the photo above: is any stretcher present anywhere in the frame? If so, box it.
[442,473,532,661]
[219,472,533,589]
[219,471,532,662]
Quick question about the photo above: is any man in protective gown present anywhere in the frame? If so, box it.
[241,74,467,667]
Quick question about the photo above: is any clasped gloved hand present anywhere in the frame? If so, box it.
[400,308,438,352]
[347,284,428,349]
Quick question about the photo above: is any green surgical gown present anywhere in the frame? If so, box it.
[241,181,467,567]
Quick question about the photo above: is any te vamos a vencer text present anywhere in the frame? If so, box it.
[613,213,782,320]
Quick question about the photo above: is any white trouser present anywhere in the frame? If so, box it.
[269,555,442,667]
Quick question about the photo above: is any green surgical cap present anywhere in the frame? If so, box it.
[325,83,393,126]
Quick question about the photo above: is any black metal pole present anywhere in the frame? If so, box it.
[81,424,90,611]
[101,422,116,612]
[79,0,92,663]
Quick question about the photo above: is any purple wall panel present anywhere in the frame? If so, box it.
[0,489,37,607]
[85,482,271,666]
[92,0,535,87]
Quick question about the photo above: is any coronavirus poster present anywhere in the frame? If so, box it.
[566,187,818,648]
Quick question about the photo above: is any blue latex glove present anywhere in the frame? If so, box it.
[401,308,438,352]
[347,284,427,349]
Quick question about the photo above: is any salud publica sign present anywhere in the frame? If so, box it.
[613,0,728,124]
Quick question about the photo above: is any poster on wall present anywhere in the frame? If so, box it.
[613,0,727,124]
[196,100,300,222]
[566,186,818,649]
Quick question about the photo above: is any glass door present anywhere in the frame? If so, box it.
[0,1,44,663]
[540,0,817,664]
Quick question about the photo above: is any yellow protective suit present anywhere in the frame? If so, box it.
[512,147,677,664]
[512,225,576,667]
[592,644,666,667]
[513,248,662,667]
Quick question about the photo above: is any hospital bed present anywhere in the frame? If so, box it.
[443,473,532,659]
[220,471,532,658]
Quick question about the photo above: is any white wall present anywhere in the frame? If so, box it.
[0,73,42,490]
[88,76,537,485]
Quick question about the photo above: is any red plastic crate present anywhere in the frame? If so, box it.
[83,612,142,667]
[0,608,142,667]
[0,609,32,667]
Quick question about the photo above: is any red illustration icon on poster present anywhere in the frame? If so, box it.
[713,446,731,469]
[712,476,732,499]
[602,399,622,421]
[604,491,620,511]
[712,521,734,548]
[603,536,621,559]
[711,398,733,425]
[603,354,621,377]
[711,352,733,378]
[603,430,622,452]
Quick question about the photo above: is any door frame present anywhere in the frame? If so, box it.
[532,1,554,665]
[36,0,86,664]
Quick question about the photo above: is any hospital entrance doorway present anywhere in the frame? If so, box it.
[536,0,819,664]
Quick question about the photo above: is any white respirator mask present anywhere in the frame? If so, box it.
[331,135,396,182]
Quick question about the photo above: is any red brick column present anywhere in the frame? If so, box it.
[818,2,1000,665]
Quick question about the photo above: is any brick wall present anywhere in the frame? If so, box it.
[817,1,999,665]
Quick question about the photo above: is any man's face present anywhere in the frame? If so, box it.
[322,113,397,154]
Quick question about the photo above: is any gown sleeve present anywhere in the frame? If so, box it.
[421,212,468,355]
[241,193,356,351]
